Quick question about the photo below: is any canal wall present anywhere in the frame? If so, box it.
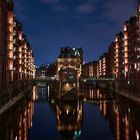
[115,81,140,104]
[0,81,30,107]
[84,80,115,91]
[0,86,32,116]
[115,88,140,104]
[83,79,140,104]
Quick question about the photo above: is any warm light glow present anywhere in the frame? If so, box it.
[124,34,128,39]
[123,24,127,31]
[9,52,13,58]
[19,54,22,58]
[66,109,69,115]
[19,67,22,72]
[125,59,128,64]
[124,47,128,52]
[9,62,13,70]
[124,53,128,58]
[19,47,22,52]
[33,86,36,101]
[136,130,139,140]
[9,36,13,41]
[8,13,13,24]
[124,40,128,46]
[9,42,13,49]
[24,44,27,49]
[9,26,13,32]
[19,60,22,64]
[18,32,22,40]
[15,136,17,140]
[125,66,128,72]
[138,5,140,12]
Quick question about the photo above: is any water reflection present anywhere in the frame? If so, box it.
[0,84,140,140]
[111,97,140,140]
[50,98,83,139]
[0,88,34,140]
[83,84,140,140]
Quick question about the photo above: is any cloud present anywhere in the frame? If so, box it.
[101,0,136,24]
[76,3,95,14]
[41,0,59,5]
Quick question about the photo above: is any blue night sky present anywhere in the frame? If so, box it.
[13,0,137,66]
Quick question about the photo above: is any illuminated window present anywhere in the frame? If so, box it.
[124,47,128,52]
[125,66,128,72]
[125,59,128,64]
[123,25,127,31]
[9,52,13,58]
[9,62,13,70]
[124,41,128,46]
[124,34,128,39]
[124,53,128,58]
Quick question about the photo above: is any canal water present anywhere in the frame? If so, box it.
[0,83,140,140]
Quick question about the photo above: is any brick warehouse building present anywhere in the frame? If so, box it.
[82,0,140,93]
[82,61,98,78]
[0,0,36,105]
[57,47,83,91]
[115,2,140,92]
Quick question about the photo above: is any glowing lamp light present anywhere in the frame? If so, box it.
[136,130,139,140]
[124,25,127,31]
[128,108,130,113]
[15,136,17,140]
[66,109,69,115]
[74,130,81,138]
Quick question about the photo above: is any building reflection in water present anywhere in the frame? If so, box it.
[110,97,140,140]
[83,84,140,140]
[0,84,139,140]
[34,83,49,101]
[49,94,83,139]
[0,87,34,140]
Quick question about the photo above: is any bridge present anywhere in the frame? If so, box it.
[31,78,58,84]
[32,77,116,101]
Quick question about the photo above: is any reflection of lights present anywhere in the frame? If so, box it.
[31,122,33,127]
[51,100,54,104]
[66,109,69,115]
[122,117,125,123]
[83,98,87,102]
[74,130,81,138]
[136,130,139,140]
[48,86,50,97]
[15,136,17,140]
[33,86,36,101]
[128,108,131,113]
[83,79,87,83]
